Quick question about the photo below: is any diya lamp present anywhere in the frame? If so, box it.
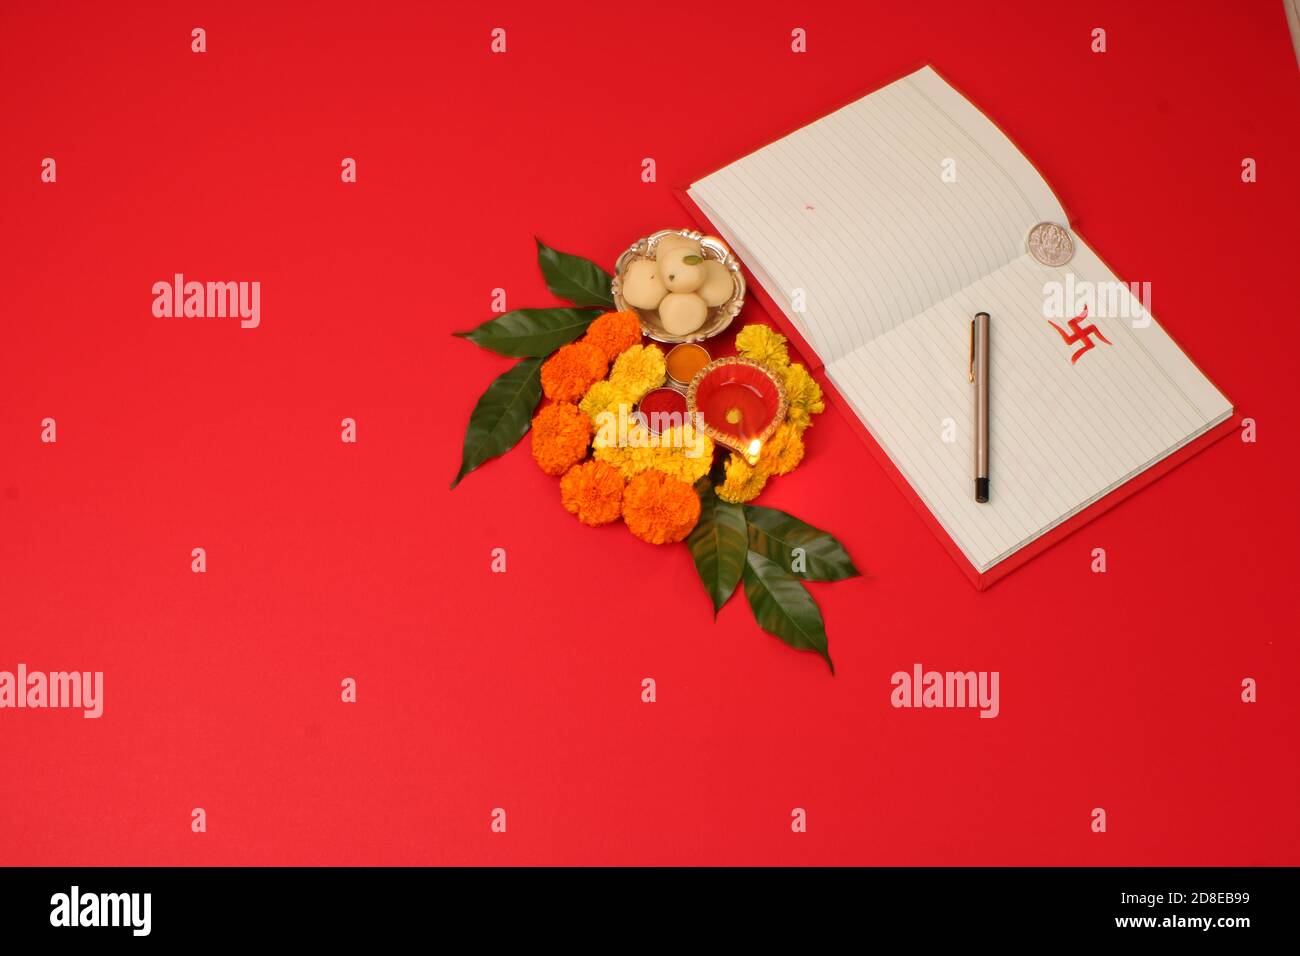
[686,356,788,463]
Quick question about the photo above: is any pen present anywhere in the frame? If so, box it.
[969,311,990,503]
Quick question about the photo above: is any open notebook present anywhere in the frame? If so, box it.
[682,65,1233,583]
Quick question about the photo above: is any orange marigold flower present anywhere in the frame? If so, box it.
[622,470,701,545]
[541,341,608,402]
[559,459,625,526]
[582,310,643,363]
[531,402,592,476]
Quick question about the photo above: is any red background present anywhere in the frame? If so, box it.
[2,1,1297,865]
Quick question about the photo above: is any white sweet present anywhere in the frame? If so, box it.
[621,258,668,310]
[655,234,701,260]
[697,259,733,307]
[659,247,706,293]
[658,292,708,335]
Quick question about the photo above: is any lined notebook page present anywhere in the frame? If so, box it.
[827,239,1232,571]
[688,65,1065,364]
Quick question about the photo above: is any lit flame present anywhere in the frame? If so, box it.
[745,438,762,465]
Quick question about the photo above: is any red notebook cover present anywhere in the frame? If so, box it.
[673,64,1237,590]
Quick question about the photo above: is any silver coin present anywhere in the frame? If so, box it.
[1027,222,1074,267]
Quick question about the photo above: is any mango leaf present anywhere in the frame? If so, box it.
[454,308,601,358]
[536,238,615,308]
[744,504,861,582]
[687,479,748,616]
[451,358,542,488]
[742,550,833,673]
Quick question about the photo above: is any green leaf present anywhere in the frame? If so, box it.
[454,308,601,358]
[681,254,703,265]
[451,358,543,488]
[744,504,861,582]
[536,238,615,308]
[742,550,833,673]
[687,479,749,615]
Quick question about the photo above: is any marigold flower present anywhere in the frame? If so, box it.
[715,453,770,504]
[530,401,592,476]
[541,341,609,402]
[782,362,825,432]
[559,459,624,526]
[579,379,634,423]
[736,324,790,370]
[608,343,666,403]
[593,420,714,485]
[760,422,805,476]
[622,470,701,544]
[582,310,643,363]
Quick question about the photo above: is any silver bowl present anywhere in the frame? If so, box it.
[611,228,746,344]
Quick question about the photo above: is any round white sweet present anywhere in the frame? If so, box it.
[658,292,708,335]
[655,234,701,260]
[621,258,668,310]
[697,259,733,307]
[659,247,706,293]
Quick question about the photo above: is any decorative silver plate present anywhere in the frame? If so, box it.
[611,228,746,344]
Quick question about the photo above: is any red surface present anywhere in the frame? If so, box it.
[1,1,1297,865]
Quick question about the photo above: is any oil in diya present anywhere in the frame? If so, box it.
[664,343,711,391]
[686,356,788,462]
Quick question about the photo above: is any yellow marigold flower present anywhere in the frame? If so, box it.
[541,341,608,403]
[623,470,701,545]
[735,324,790,370]
[652,425,715,484]
[782,361,825,432]
[715,453,770,504]
[593,420,646,473]
[530,401,592,476]
[579,379,633,423]
[581,310,643,363]
[608,343,666,403]
[760,422,804,476]
[560,459,624,526]
[593,419,715,485]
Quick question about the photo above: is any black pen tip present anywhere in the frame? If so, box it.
[975,478,989,503]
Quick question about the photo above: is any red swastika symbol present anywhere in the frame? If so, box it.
[1047,305,1112,364]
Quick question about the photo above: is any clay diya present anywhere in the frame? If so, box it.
[686,357,787,464]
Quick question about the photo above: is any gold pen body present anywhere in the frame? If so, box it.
[972,312,990,503]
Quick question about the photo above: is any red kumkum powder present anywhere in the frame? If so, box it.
[637,388,688,435]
